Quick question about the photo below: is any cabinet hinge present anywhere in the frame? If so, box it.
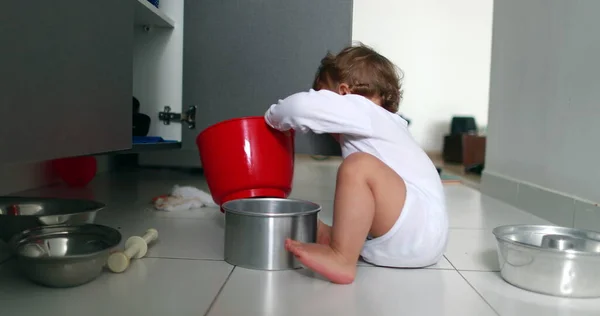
[158,105,197,129]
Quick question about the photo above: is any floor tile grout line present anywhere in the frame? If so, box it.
[456,269,501,272]
[204,266,236,316]
[449,227,492,231]
[359,253,500,314]
[356,264,456,271]
[455,268,502,316]
[144,256,226,262]
[442,256,499,315]
[443,255,457,271]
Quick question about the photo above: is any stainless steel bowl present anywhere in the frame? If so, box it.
[493,224,600,298]
[9,224,121,288]
[0,196,104,242]
[222,198,321,270]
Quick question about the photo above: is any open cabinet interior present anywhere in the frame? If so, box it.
[131,0,184,152]
[131,0,351,169]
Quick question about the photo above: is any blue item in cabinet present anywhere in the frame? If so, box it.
[132,136,177,144]
[147,0,159,8]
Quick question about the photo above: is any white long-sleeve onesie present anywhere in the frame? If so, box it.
[265,89,448,267]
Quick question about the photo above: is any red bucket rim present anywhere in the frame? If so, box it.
[198,116,265,139]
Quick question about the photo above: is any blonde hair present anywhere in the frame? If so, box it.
[313,43,404,113]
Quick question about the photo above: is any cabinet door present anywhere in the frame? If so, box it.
[183,0,351,159]
[0,0,133,165]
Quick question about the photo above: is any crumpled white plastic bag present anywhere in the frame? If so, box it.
[153,185,217,211]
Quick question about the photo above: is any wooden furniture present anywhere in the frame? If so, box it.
[443,134,487,168]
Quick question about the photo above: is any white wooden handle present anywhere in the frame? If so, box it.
[107,228,158,273]
[142,228,159,245]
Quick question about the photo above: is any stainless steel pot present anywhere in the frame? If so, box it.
[0,196,104,242]
[9,224,121,288]
[222,198,321,270]
[493,224,600,298]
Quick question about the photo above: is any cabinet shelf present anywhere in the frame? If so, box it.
[116,141,182,155]
[134,0,174,28]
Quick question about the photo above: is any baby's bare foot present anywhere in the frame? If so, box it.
[316,220,331,245]
[285,239,356,284]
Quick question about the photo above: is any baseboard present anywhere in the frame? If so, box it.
[0,161,57,196]
[481,171,600,231]
[0,156,115,196]
[138,149,202,168]
[95,156,113,174]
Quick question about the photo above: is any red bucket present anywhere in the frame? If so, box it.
[196,116,294,211]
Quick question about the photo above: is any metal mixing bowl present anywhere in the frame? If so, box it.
[493,224,600,298]
[222,198,321,270]
[0,196,104,242]
[9,224,121,288]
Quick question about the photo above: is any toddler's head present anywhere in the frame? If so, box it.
[312,43,403,113]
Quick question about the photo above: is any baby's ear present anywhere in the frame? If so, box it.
[338,83,351,95]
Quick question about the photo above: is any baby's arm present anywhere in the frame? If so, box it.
[264,89,373,137]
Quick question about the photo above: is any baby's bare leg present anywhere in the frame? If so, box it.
[286,153,406,284]
[317,220,331,245]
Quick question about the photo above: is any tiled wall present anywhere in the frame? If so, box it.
[482,170,600,231]
[484,0,600,217]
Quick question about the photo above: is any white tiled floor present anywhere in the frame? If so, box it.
[461,271,600,316]
[209,268,497,316]
[0,258,233,315]
[0,156,599,315]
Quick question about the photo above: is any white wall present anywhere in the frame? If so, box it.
[352,0,493,151]
[134,0,184,143]
[485,0,600,203]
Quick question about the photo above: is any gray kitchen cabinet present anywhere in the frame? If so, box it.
[0,0,350,168]
[0,0,133,165]
[140,0,353,168]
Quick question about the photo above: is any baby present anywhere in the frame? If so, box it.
[264,44,448,284]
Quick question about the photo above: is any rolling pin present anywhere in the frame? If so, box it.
[107,228,158,273]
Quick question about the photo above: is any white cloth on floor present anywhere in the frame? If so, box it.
[154,185,217,212]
